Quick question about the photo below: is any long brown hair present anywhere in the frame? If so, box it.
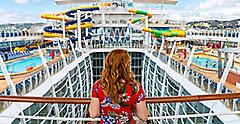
[100,49,136,103]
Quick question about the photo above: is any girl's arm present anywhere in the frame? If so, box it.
[89,98,100,118]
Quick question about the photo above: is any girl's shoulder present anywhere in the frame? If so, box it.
[92,80,105,99]
[93,80,101,89]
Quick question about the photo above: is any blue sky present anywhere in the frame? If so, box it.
[0,0,240,24]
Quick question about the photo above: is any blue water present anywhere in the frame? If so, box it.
[0,56,52,74]
[192,57,219,69]
[192,57,240,71]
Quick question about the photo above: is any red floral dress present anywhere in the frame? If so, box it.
[92,80,146,124]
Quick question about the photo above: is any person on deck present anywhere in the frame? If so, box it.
[89,49,148,124]
[49,50,55,60]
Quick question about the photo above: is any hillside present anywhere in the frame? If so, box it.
[187,19,240,29]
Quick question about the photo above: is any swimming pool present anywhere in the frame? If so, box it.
[192,57,219,69]
[0,56,53,74]
[192,57,240,71]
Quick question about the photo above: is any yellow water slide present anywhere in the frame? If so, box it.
[128,8,186,38]
[41,3,111,37]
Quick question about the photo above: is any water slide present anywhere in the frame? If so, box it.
[128,8,185,38]
[43,17,92,38]
[41,15,93,38]
[41,3,111,39]
[41,10,95,38]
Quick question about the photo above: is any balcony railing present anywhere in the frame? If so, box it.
[0,93,239,123]
[0,41,239,119]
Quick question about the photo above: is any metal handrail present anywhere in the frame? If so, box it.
[0,93,239,104]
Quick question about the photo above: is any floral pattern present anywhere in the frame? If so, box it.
[92,80,146,124]
[136,94,144,103]
[101,96,121,109]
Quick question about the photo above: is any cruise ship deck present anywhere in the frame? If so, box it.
[0,0,240,124]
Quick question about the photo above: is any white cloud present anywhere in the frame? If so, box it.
[14,0,28,4]
[0,9,3,11]
[162,0,240,21]
[0,9,42,24]
[184,5,191,10]
[198,0,237,10]
[196,0,240,21]
[199,0,220,10]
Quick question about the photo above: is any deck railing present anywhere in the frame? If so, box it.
[0,93,240,104]
[148,46,240,111]
[0,44,144,112]
[0,93,240,123]
[0,42,239,118]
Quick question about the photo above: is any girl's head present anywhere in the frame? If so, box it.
[100,49,136,103]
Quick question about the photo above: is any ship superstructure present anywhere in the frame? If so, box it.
[0,0,239,124]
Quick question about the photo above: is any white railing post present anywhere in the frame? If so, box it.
[145,58,151,97]
[195,73,199,86]
[141,55,147,90]
[144,16,148,47]
[34,74,37,88]
[84,57,90,98]
[207,79,211,93]
[69,39,85,117]
[150,37,162,119]
[57,41,76,118]
[206,52,234,124]
[174,46,195,124]
[232,99,237,111]
[88,56,94,97]
[216,52,234,93]
[183,46,195,77]
[151,36,157,54]
[157,36,165,59]
[37,47,60,120]
[101,9,105,47]
[0,59,17,96]
[29,77,33,92]
[62,15,66,39]
[129,28,132,48]
[77,10,82,50]
[0,54,26,124]
[167,41,176,66]
[69,39,77,59]
[159,41,176,123]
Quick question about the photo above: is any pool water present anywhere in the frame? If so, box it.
[192,57,219,69]
[0,56,53,74]
[192,57,240,71]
